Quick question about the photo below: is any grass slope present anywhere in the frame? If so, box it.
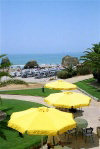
[0,99,46,149]
[75,78,100,100]
[0,88,60,97]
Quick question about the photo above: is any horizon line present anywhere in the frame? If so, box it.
[5,52,83,55]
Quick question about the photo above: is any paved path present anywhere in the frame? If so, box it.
[15,74,93,84]
[65,74,93,83]
[0,94,49,107]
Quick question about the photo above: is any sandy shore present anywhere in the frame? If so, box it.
[0,83,43,90]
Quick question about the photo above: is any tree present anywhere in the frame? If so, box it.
[0,55,11,80]
[1,57,11,69]
[24,60,39,69]
[80,43,100,82]
[0,54,26,85]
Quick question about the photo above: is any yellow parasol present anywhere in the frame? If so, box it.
[45,92,91,108]
[8,107,76,136]
[44,80,77,90]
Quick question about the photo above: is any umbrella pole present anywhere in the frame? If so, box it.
[41,136,43,149]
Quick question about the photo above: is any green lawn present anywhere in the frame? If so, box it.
[0,99,46,149]
[0,88,60,97]
[75,78,100,100]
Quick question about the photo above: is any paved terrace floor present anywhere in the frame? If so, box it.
[1,92,99,149]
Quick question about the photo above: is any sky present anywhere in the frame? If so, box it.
[0,0,100,54]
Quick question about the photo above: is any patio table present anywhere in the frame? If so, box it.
[75,118,88,129]
[75,117,88,135]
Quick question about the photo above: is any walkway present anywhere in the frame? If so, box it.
[65,74,93,83]
[0,94,49,107]
[15,74,93,84]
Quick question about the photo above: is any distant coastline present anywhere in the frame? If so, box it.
[7,53,82,65]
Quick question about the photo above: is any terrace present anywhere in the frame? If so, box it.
[0,82,100,149]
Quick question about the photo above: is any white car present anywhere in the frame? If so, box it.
[10,72,16,77]
[16,72,21,77]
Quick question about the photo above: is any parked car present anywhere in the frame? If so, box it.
[16,72,21,77]
[10,72,16,77]
[21,73,27,78]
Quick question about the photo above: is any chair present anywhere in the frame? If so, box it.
[54,145,72,149]
[66,128,77,141]
[82,127,94,143]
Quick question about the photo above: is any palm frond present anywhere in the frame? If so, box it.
[0,54,6,59]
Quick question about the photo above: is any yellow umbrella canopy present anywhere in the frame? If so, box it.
[45,80,77,90]
[45,92,91,108]
[8,107,76,136]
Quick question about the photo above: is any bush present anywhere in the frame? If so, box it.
[65,66,77,78]
[24,60,39,69]
[57,71,68,79]
[57,66,77,79]
[76,64,92,75]
[0,79,28,87]
[0,71,11,80]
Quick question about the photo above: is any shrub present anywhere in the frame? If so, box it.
[24,60,39,69]
[0,79,28,87]
[57,71,68,79]
[65,66,77,78]
[76,64,92,75]
[57,66,77,79]
[0,71,11,80]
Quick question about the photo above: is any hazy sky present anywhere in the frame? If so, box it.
[0,0,100,54]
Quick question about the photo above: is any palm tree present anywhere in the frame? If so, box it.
[80,43,100,82]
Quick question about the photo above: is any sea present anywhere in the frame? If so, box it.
[7,53,83,66]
